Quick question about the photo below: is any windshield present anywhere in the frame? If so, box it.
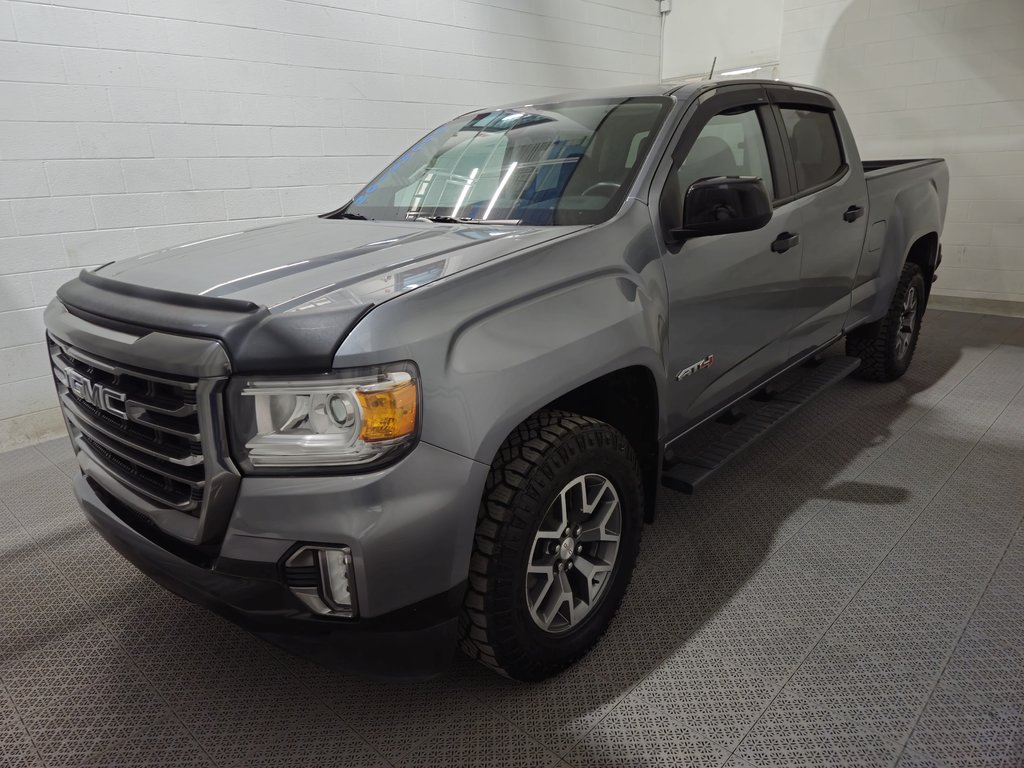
[335,97,672,226]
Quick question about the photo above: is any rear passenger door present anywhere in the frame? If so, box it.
[768,87,869,357]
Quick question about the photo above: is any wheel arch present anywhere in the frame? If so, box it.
[864,176,943,325]
[546,365,662,522]
[905,231,940,306]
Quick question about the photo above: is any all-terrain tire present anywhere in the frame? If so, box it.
[459,409,644,681]
[846,262,925,382]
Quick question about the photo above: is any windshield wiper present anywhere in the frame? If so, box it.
[332,211,368,220]
[414,215,521,225]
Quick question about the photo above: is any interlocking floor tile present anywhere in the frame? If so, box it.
[0,446,48,488]
[721,757,758,768]
[894,524,1024,766]
[285,657,477,762]
[571,617,680,688]
[461,660,629,756]
[192,712,385,768]
[562,697,731,768]
[897,686,1024,767]
[732,692,903,767]
[0,682,45,768]
[391,706,559,768]
[24,717,213,768]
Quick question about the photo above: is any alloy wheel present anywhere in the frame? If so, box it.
[525,473,622,634]
[895,285,919,360]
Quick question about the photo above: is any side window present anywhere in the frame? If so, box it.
[779,107,844,192]
[676,108,775,200]
[625,130,650,169]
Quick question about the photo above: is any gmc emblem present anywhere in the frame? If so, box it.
[65,368,127,416]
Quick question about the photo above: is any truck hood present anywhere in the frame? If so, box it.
[57,217,583,373]
[97,217,581,312]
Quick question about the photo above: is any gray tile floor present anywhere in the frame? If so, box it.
[2,308,1024,768]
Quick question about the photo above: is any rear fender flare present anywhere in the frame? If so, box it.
[868,180,942,322]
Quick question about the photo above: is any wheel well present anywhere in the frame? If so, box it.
[906,232,939,303]
[547,366,660,522]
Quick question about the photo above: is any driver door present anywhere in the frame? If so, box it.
[656,86,806,437]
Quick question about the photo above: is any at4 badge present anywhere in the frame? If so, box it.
[676,354,715,381]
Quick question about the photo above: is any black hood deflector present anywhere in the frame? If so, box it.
[57,269,372,374]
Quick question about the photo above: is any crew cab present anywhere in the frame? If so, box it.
[45,80,948,680]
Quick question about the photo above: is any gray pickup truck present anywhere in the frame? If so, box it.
[45,79,948,681]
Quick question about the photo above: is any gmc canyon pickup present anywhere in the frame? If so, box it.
[45,80,949,681]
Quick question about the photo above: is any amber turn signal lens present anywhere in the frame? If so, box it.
[356,381,417,442]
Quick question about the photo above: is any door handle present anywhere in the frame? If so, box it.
[771,232,800,253]
[844,205,865,223]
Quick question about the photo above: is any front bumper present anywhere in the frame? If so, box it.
[74,439,489,679]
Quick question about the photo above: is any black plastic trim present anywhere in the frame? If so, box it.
[77,269,261,313]
[57,270,374,375]
[87,477,217,566]
[663,356,861,493]
[78,472,461,677]
[758,103,794,202]
[862,158,947,178]
[765,83,837,111]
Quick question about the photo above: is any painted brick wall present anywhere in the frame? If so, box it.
[779,0,1024,307]
[0,0,662,449]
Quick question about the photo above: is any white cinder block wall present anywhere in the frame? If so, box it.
[779,0,1024,307]
[0,0,662,449]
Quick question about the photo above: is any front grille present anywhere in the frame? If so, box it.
[49,336,206,516]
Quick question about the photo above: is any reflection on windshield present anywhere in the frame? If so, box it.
[336,97,671,227]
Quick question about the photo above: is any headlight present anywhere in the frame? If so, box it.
[227,363,419,473]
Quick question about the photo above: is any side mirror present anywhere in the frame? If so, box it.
[670,176,772,242]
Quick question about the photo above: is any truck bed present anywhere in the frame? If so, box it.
[863,158,945,178]
[845,155,949,331]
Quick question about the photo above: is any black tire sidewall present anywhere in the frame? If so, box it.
[486,422,643,678]
[887,270,925,377]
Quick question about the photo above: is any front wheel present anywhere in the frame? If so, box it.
[846,262,925,382]
[459,410,644,681]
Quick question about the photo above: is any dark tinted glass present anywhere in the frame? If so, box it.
[677,108,775,200]
[780,108,843,191]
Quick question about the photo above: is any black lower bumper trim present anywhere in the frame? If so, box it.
[76,474,462,679]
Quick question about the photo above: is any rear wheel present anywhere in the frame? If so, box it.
[847,262,925,382]
[459,410,644,681]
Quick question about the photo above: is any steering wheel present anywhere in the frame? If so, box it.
[581,182,621,198]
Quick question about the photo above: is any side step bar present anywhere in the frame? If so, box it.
[662,355,861,494]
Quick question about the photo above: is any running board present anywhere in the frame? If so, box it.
[662,355,861,494]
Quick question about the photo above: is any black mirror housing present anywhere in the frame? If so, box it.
[670,176,773,242]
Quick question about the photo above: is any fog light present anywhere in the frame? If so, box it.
[284,546,358,618]
[318,548,354,610]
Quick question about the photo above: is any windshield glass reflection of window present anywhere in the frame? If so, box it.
[341,97,671,226]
